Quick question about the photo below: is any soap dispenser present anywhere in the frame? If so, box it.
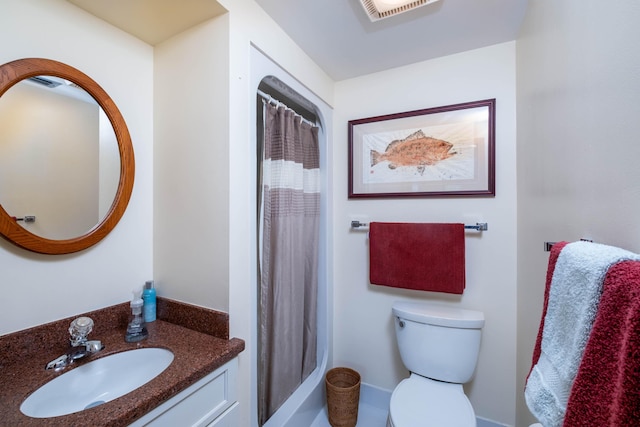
[125,290,148,342]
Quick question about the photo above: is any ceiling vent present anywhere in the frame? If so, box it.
[28,76,63,88]
[359,0,441,22]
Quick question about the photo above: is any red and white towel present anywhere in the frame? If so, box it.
[564,260,640,426]
[526,241,640,426]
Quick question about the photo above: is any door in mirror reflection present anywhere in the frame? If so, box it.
[0,76,120,240]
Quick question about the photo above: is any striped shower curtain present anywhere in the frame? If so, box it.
[258,102,320,425]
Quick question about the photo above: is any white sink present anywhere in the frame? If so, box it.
[21,348,174,418]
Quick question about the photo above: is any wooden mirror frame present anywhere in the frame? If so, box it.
[0,58,134,254]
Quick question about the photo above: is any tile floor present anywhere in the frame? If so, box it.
[310,401,389,427]
[308,385,505,427]
[310,383,390,427]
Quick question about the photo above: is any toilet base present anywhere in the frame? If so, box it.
[388,374,476,427]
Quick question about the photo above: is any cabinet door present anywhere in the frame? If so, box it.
[207,402,239,427]
[130,359,238,427]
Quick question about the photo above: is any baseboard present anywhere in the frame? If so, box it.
[360,382,392,409]
[476,417,512,427]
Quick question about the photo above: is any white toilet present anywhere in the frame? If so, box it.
[388,301,485,427]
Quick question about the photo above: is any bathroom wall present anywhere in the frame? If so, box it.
[0,0,154,335]
[333,42,518,426]
[515,1,640,426]
[153,14,230,312]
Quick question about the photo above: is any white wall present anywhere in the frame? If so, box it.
[153,15,230,311]
[0,0,153,335]
[333,42,518,426]
[516,1,640,426]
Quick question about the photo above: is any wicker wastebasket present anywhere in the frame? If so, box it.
[325,367,361,427]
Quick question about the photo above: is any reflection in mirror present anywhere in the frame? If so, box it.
[0,76,120,240]
[0,58,134,254]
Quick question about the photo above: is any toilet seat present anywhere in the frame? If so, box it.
[388,374,476,427]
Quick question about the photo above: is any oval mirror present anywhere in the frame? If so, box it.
[0,58,134,254]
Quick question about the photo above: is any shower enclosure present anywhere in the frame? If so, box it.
[250,47,333,427]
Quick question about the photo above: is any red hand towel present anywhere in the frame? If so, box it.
[563,260,640,426]
[528,241,569,379]
[369,222,465,294]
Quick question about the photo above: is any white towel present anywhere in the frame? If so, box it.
[525,241,640,427]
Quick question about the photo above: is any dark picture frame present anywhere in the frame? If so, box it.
[348,99,495,198]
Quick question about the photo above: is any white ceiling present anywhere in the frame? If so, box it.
[254,0,529,80]
[66,0,528,81]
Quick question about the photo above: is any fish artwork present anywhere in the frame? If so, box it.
[370,130,456,174]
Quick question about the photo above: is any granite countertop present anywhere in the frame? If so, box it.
[0,299,245,427]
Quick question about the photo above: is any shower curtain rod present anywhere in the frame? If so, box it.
[257,89,317,127]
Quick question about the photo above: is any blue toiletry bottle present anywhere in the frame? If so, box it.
[142,280,156,322]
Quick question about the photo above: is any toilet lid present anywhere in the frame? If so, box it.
[389,376,475,427]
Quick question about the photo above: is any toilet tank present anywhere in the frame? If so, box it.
[392,302,484,384]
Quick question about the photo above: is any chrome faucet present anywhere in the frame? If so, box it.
[45,316,104,370]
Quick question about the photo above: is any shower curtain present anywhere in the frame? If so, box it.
[258,102,320,425]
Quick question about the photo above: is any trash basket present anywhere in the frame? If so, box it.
[325,367,361,427]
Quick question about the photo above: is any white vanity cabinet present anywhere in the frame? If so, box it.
[129,358,238,427]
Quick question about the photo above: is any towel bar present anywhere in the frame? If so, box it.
[465,223,488,231]
[351,220,369,229]
[350,221,488,232]
[544,239,593,252]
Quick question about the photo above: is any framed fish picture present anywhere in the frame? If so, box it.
[348,99,495,198]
